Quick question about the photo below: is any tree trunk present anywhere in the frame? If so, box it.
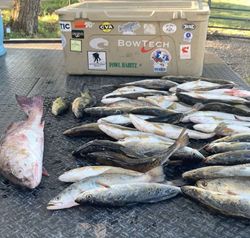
[11,0,40,36]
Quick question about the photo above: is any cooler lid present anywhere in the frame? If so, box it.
[56,0,210,21]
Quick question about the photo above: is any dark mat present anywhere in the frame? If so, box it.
[0,46,250,238]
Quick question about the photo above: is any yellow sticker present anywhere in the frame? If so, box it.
[70,39,82,52]
[99,22,114,33]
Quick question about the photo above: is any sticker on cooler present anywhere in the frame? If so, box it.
[72,30,84,39]
[59,21,71,32]
[99,22,114,33]
[144,24,156,35]
[74,20,94,29]
[162,23,177,34]
[88,52,107,71]
[61,35,67,48]
[180,45,191,59]
[118,22,141,35]
[184,32,193,42]
[183,23,196,31]
[151,49,171,73]
[70,40,82,52]
[89,38,109,50]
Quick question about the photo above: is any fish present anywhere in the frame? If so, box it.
[58,166,143,183]
[193,123,250,134]
[169,80,233,93]
[130,114,215,140]
[102,86,169,99]
[119,79,178,90]
[215,123,250,136]
[86,129,189,171]
[97,113,183,126]
[205,88,250,98]
[181,185,250,219]
[106,99,155,108]
[85,106,177,117]
[161,76,237,85]
[189,116,250,127]
[182,163,250,181]
[0,95,44,189]
[196,177,250,194]
[205,142,250,154]
[211,133,250,143]
[101,97,128,104]
[75,183,181,207]
[72,89,96,118]
[97,114,155,125]
[182,111,250,123]
[198,102,250,117]
[138,95,178,103]
[205,150,250,165]
[73,136,204,162]
[51,97,69,116]
[47,166,165,210]
[177,91,249,106]
[98,123,150,140]
[63,123,104,137]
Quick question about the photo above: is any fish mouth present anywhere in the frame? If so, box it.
[47,201,64,210]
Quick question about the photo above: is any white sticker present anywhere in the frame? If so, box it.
[144,24,156,35]
[59,21,72,32]
[183,23,196,31]
[88,52,107,71]
[162,23,177,34]
[184,32,193,42]
[89,38,109,50]
[180,45,191,59]
[61,34,66,48]
[151,49,171,73]
[118,22,141,35]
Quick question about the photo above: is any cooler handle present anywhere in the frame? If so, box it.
[104,10,155,19]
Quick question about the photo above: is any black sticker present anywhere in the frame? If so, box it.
[182,23,196,31]
[72,30,84,39]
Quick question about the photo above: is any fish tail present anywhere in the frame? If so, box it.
[185,103,204,115]
[214,122,232,136]
[16,95,43,121]
[145,166,165,182]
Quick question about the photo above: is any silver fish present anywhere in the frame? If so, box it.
[103,86,169,99]
[182,163,250,181]
[47,166,165,210]
[205,142,250,154]
[182,185,250,219]
[76,182,181,207]
[130,114,215,140]
[0,95,44,189]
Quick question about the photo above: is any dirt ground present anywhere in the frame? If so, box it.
[206,36,250,84]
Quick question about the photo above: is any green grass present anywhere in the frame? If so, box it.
[2,0,250,38]
[208,0,250,37]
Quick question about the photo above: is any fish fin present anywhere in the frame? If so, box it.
[96,181,111,188]
[234,115,245,121]
[145,166,165,182]
[185,103,204,115]
[214,122,232,136]
[15,95,43,118]
[175,129,189,149]
[42,167,49,177]
[164,178,188,187]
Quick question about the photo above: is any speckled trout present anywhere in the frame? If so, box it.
[0,95,44,189]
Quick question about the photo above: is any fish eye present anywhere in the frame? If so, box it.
[201,181,207,187]
[86,194,92,199]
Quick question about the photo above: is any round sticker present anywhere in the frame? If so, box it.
[162,23,177,34]
[184,32,193,42]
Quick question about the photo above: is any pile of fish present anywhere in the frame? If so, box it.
[2,76,250,220]
[47,75,250,219]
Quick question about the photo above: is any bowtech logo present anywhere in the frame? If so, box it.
[99,22,114,33]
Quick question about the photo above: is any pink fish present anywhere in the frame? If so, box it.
[0,95,44,189]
